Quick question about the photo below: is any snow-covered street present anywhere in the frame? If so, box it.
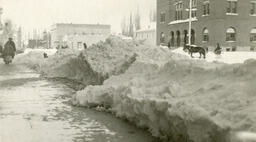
[0,61,157,142]
[2,37,256,142]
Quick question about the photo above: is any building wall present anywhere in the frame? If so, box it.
[157,0,256,51]
[67,35,109,50]
[135,29,156,45]
[51,23,111,48]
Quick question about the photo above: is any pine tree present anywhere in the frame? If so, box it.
[149,7,157,22]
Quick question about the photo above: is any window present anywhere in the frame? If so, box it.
[250,28,256,42]
[251,2,256,15]
[226,27,236,41]
[160,12,166,23]
[160,32,165,43]
[202,28,209,42]
[192,0,197,7]
[77,42,82,49]
[175,2,183,20]
[188,0,197,18]
[227,0,237,14]
[191,10,197,18]
[203,1,210,16]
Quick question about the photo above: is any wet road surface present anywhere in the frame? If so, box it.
[0,61,157,142]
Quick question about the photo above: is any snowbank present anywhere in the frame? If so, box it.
[18,37,256,141]
[23,48,57,56]
[72,45,256,141]
[17,36,138,86]
[172,47,256,64]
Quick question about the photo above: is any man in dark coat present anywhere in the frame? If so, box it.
[83,43,87,49]
[3,38,16,58]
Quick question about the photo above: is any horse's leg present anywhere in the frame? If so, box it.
[203,51,206,59]
[191,52,194,58]
[199,52,202,58]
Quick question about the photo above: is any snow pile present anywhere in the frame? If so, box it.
[17,37,256,141]
[172,47,256,64]
[72,48,256,141]
[23,48,57,56]
[18,36,139,86]
[15,49,51,70]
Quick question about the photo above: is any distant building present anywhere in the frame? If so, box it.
[42,31,51,48]
[157,0,256,51]
[134,23,156,45]
[28,39,45,49]
[51,23,111,49]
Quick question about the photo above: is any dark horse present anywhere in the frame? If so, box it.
[183,44,207,59]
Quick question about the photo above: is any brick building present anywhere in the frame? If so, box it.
[157,0,256,51]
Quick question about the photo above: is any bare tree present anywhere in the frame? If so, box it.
[1,19,15,43]
[149,7,157,22]
[121,16,127,36]
[134,6,141,31]
[128,13,134,37]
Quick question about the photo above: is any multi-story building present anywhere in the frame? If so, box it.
[157,0,256,51]
[51,23,111,49]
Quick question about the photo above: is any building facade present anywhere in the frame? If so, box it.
[51,23,111,49]
[135,29,156,45]
[157,0,256,51]
[134,23,156,45]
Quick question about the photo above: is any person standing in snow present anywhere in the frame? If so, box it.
[214,43,221,55]
[3,37,16,58]
[83,43,87,49]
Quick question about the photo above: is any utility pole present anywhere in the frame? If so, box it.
[188,0,192,46]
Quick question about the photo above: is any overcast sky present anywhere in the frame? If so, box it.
[0,0,156,35]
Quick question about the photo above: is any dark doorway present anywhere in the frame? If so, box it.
[183,30,188,45]
[176,31,181,47]
[191,29,195,45]
[170,31,175,47]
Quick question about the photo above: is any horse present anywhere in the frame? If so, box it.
[183,44,206,59]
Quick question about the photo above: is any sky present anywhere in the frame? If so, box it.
[0,0,156,37]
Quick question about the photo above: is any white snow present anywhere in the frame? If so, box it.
[235,131,256,141]
[23,48,57,56]
[168,18,198,25]
[18,37,256,142]
[172,47,256,64]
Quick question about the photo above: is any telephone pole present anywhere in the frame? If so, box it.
[188,0,192,46]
